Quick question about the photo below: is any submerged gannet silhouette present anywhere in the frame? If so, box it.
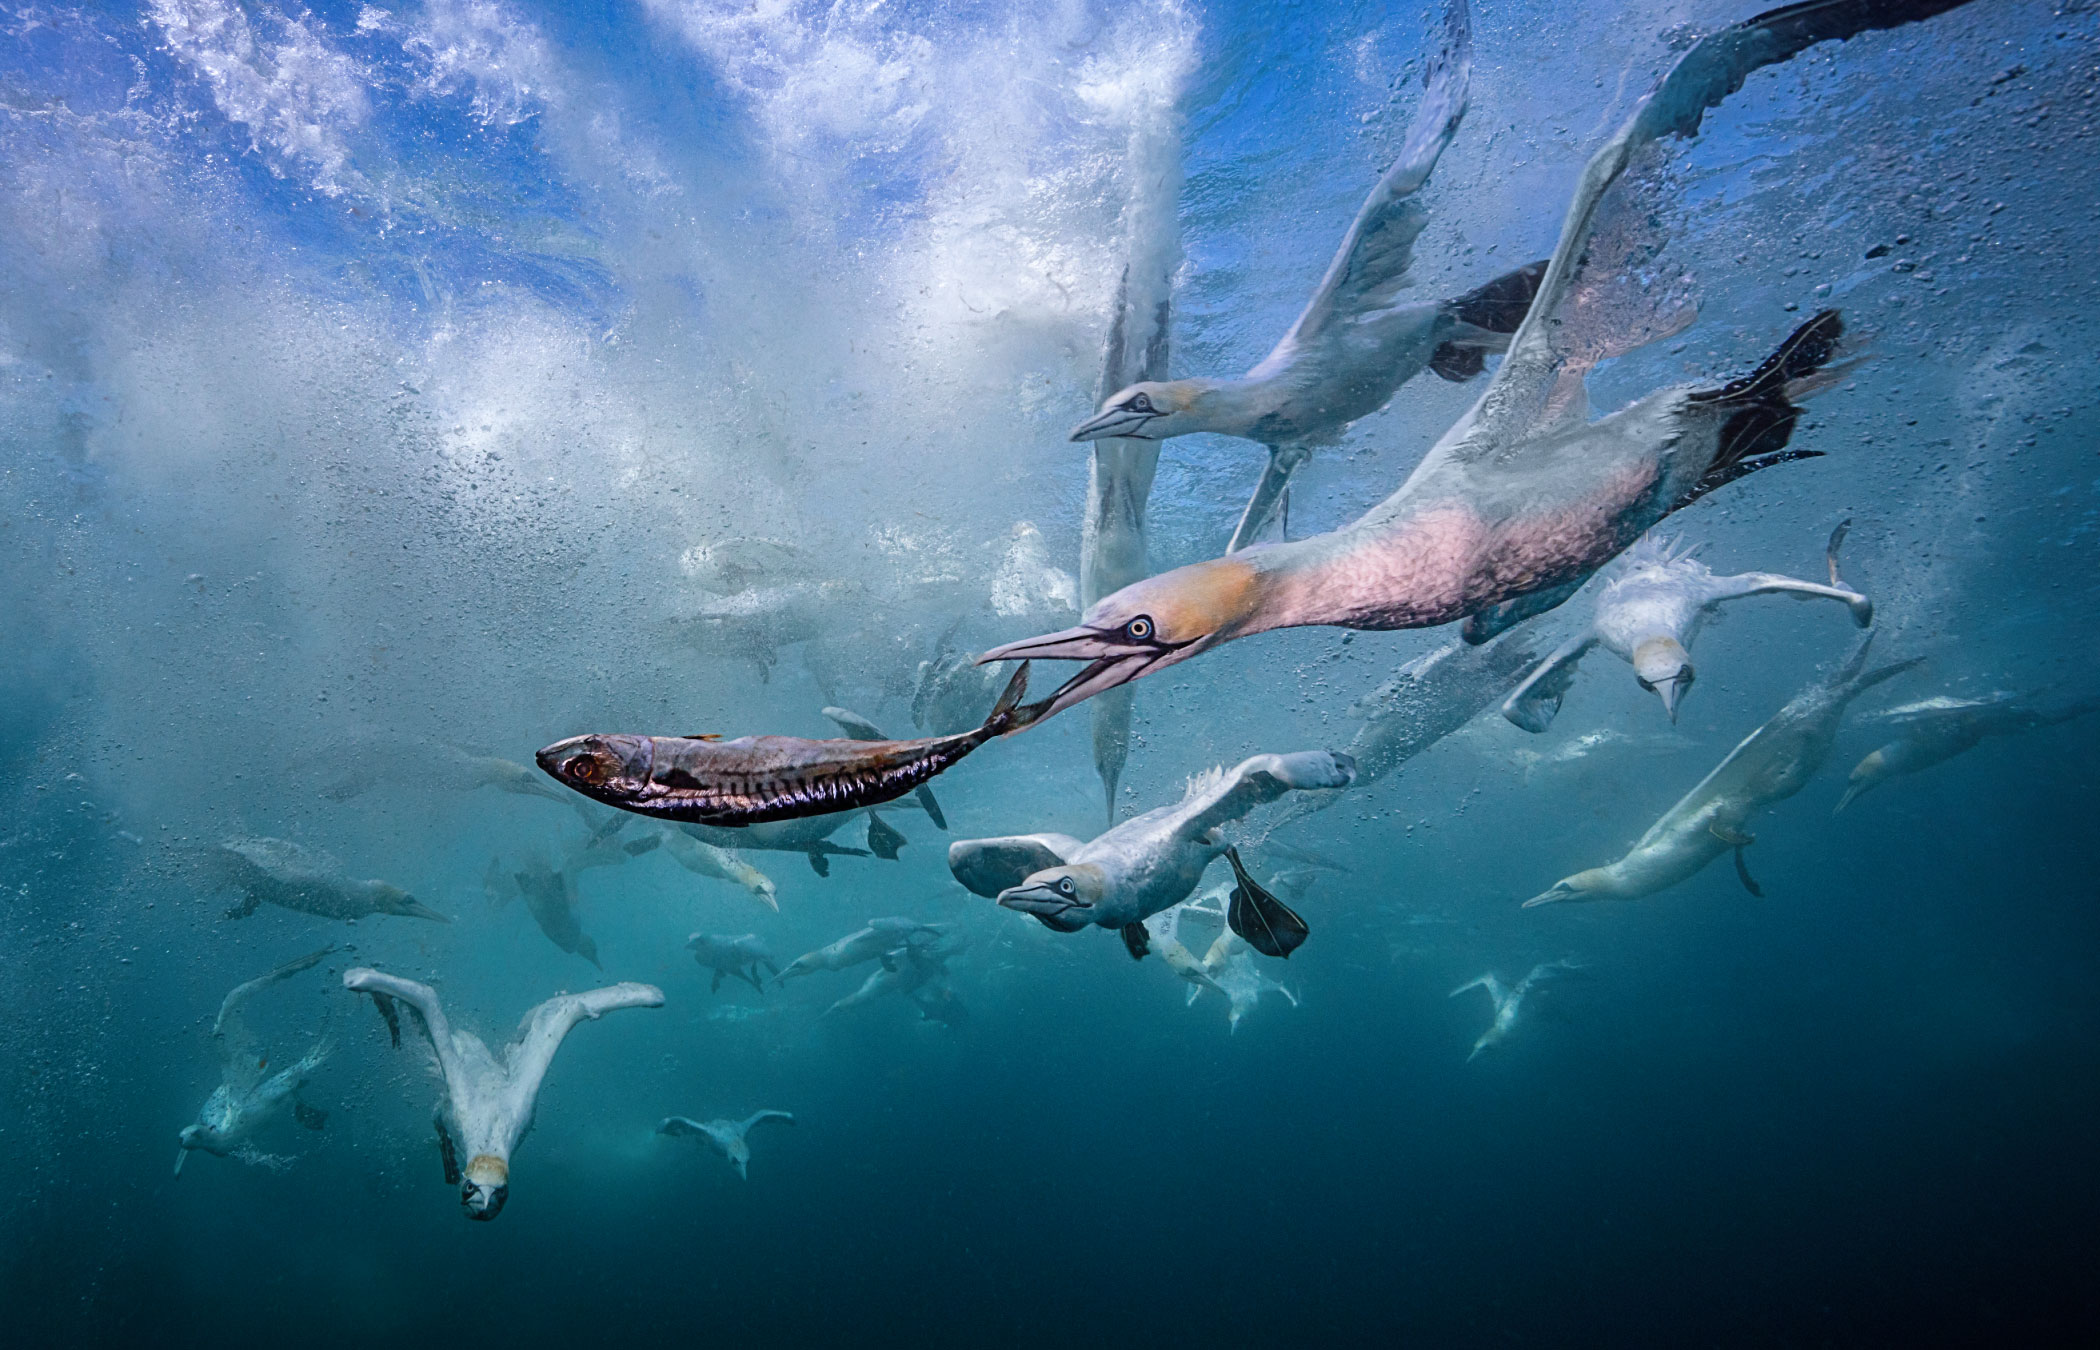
[774,918,946,987]
[657,1111,795,1180]
[1501,522,1872,730]
[1527,633,1918,907]
[686,932,781,994]
[1836,689,2100,811]
[947,751,1354,958]
[344,967,663,1220]
[988,0,1976,723]
[821,934,961,1021]
[1070,0,1546,553]
[497,852,600,968]
[208,837,449,924]
[656,826,779,909]
[1197,930,1301,1033]
[1449,960,1577,1060]
[175,946,335,1175]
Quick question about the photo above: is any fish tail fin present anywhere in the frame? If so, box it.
[984,661,1044,737]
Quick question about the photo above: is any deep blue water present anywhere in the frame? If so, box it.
[4,2,2098,1345]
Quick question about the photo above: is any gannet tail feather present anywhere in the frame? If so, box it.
[1675,310,1845,509]
[1431,259,1550,381]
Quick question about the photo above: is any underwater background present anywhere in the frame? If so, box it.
[3,0,2098,1344]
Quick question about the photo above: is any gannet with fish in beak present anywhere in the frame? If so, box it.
[988,0,1977,723]
[344,967,662,1220]
[1836,689,2100,812]
[948,751,1354,959]
[1501,522,1872,731]
[175,946,335,1175]
[1070,0,1546,554]
[1527,633,1918,907]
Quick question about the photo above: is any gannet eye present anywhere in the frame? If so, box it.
[1056,878,1075,896]
[1635,677,1656,693]
[1123,616,1154,642]
[1127,393,1154,414]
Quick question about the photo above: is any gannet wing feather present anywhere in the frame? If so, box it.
[1500,632,1600,733]
[502,983,665,1119]
[1450,973,1504,1003]
[1463,0,1975,451]
[656,1116,707,1138]
[1169,751,1358,843]
[211,947,334,1081]
[342,967,458,1078]
[821,706,888,741]
[1269,0,1470,357]
[946,834,1084,898]
[741,1110,795,1134]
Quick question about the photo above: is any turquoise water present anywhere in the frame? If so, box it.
[3,2,2097,1344]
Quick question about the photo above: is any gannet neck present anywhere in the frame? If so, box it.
[1247,512,1481,634]
[1181,376,1285,439]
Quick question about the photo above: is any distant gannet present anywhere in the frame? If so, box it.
[1449,960,1577,1060]
[656,826,779,909]
[175,946,335,1175]
[1197,931,1300,1033]
[686,933,780,994]
[1070,0,1546,553]
[507,854,600,968]
[209,837,449,924]
[1528,634,1918,906]
[657,1111,795,1179]
[1501,523,1871,730]
[774,918,946,986]
[1837,690,2100,811]
[344,967,663,1220]
[822,935,960,1021]
[986,0,1978,724]
[948,751,1354,957]
[679,536,817,595]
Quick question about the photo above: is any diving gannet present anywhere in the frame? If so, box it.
[1070,0,1546,554]
[686,932,780,994]
[948,750,1354,957]
[175,946,335,1175]
[679,536,817,595]
[986,0,1978,724]
[209,837,449,924]
[774,918,946,986]
[1528,633,1919,906]
[508,854,600,969]
[1501,522,1871,730]
[673,578,864,685]
[1449,960,1577,1060]
[657,1111,795,1179]
[656,826,779,909]
[821,935,958,1019]
[680,815,872,878]
[344,967,663,1220]
[1196,931,1300,1033]
[1837,690,2100,811]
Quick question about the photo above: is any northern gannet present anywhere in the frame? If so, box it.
[506,854,600,969]
[948,751,1354,957]
[1070,0,1546,554]
[537,665,1040,827]
[1501,523,1871,730]
[1528,633,1919,906]
[1449,961,1577,1060]
[986,0,1978,724]
[821,935,961,1021]
[657,1111,795,1179]
[209,837,449,924]
[673,578,863,685]
[175,946,334,1175]
[344,967,663,1220]
[1143,899,1226,1001]
[656,826,779,909]
[774,918,946,986]
[686,932,780,994]
[1196,931,1300,1033]
[1837,690,2100,811]
[680,815,873,878]
[679,536,817,594]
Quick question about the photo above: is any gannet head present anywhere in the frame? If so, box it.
[1069,380,1213,441]
[1522,868,1615,908]
[1834,747,1890,814]
[997,864,1107,932]
[538,733,655,808]
[461,1155,510,1221]
[976,557,1265,721]
[1631,636,1694,722]
[368,881,451,924]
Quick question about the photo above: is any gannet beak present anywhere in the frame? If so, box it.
[976,627,1177,722]
[1521,882,1579,909]
[1657,672,1689,722]
[1068,408,1157,441]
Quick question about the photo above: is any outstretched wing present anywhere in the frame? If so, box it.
[1168,751,1357,843]
[946,834,1084,898]
[1500,632,1600,733]
[656,1115,707,1139]
[1463,0,1973,452]
[1449,973,1505,1004]
[342,966,457,1078]
[741,1110,795,1134]
[502,982,665,1121]
[1264,0,1471,359]
[212,945,334,1084]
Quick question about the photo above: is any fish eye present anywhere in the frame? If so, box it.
[1124,616,1154,641]
[1128,393,1153,413]
[1057,877,1075,896]
[567,754,606,785]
